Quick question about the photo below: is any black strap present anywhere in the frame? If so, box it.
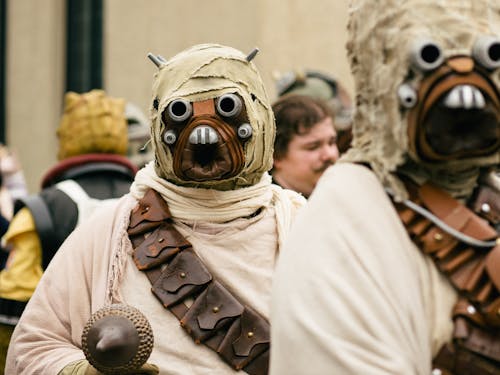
[0,297,27,323]
[14,195,57,269]
[58,162,135,182]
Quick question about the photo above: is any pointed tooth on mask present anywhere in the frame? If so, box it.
[473,88,485,108]
[444,87,461,108]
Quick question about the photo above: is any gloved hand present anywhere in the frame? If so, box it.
[59,359,159,375]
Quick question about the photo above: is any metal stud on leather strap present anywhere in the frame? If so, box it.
[481,203,491,213]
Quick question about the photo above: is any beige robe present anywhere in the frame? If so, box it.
[6,179,304,374]
[270,163,458,375]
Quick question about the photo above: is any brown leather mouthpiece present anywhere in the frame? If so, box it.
[172,117,245,182]
[407,59,500,161]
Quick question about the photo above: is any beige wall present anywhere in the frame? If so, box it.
[104,0,353,115]
[7,0,352,192]
[7,0,66,192]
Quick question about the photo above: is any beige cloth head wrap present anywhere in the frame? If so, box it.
[149,44,275,190]
[343,0,500,199]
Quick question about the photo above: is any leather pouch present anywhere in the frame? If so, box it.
[242,349,269,375]
[453,298,485,327]
[398,205,417,225]
[449,258,484,293]
[217,307,270,370]
[455,316,500,362]
[439,246,476,274]
[180,281,244,343]
[408,217,433,237]
[483,297,500,327]
[152,249,212,307]
[133,222,190,270]
[419,184,497,240]
[486,245,500,291]
[128,189,172,236]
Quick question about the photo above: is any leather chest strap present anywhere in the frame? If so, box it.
[392,181,500,373]
[127,189,270,375]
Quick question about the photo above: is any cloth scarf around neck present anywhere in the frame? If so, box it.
[130,162,306,249]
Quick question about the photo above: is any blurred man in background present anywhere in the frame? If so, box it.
[271,94,339,198]
[275,69,353,153]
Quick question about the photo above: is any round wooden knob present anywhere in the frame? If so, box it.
[82,304,154,374]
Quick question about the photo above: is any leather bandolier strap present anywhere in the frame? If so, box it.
[393,181,500,375]
[127,189,270,375]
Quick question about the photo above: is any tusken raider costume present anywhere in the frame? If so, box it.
[271,1,499,374]
[5,44,305,374]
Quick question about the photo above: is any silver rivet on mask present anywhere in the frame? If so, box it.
[163,129,177,145]
[472,35,500,70]
[237,123,253,139]
[216,93,243,118]
[397,84,418,108]
[167,98,192,122]
[410,39,444,72]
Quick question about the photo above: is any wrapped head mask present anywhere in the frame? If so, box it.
[148,44,275,191]
[344,0,500,199]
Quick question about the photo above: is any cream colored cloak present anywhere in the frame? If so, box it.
[270,163,457,375]
[5,167,304,374]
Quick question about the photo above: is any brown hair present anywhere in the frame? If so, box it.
[272,94,334,160]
